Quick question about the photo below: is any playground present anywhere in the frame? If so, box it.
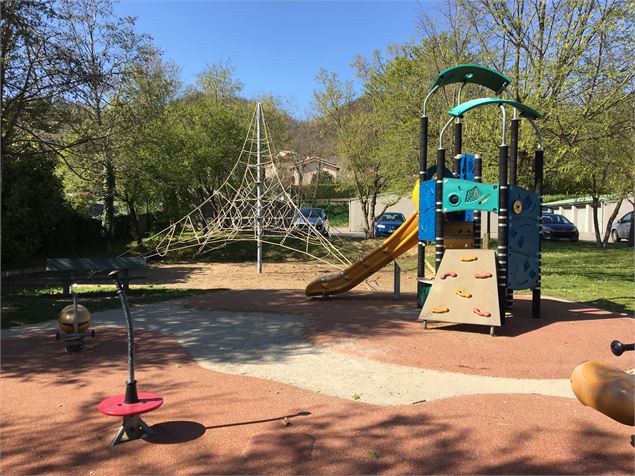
[2,49,634,475]
[2,263,634,474]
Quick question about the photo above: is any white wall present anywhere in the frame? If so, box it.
[348,194,416,232]
[487,198,633,241]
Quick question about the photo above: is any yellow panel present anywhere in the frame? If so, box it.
[419,249,502,327]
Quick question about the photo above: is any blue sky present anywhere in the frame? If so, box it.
[114,0,428,118]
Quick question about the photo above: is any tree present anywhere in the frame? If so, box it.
[1,0,77,263]
[453,0,634,246]
[56,0,152,244]
[112,53,181,245]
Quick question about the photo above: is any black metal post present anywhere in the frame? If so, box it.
[436,147,445,271]
[474,155,482,248]
[506,117,521,311]
[454,120,463,158]
[453,121,462,177]
[109,270,139,404]
[497,145,509,322]
[532,148,544,319]
[417,116,428,307]
[510,118,519,186]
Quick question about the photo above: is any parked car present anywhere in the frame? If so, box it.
[292,208,329,236]
[374,212,406,237]
[541,213,579,241]
[611,211,632,242]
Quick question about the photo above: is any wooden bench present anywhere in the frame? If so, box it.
[46,257,147,295]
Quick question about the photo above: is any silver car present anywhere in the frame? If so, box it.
[611,211,632,242]
[292,208,329,237]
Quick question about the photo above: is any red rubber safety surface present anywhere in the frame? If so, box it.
[1,328,633,475]
[98,393,163,417]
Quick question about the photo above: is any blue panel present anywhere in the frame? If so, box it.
[507,185,540,290]
[418,179,436,241]
[459,153,475,181]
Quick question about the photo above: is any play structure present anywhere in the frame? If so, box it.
[126,102,351,273]
[306,64,544,335]
[97,271,163,445]
[571,339,634,445]
[55,284,95,352]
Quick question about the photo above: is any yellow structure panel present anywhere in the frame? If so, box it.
[419,249,502,327]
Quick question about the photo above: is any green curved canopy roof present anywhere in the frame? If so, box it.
[431,64,511,94]
[448,98,542,120]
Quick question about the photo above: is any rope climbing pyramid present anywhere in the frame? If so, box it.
[419,250,502,328]
[124,103,351,271]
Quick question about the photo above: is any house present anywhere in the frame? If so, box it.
[268,151,340,186]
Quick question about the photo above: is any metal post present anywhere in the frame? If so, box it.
[256,102,263,274]
[417,115,429,307]
[507,115,520,311]
[510,117,519,186]
[72,286,78,334]
[436,147,445,271]
[497,106,508,324]
[532,147,544,319]
[110,271,138,404]
[474,155,482,248]
[394,261,401,300]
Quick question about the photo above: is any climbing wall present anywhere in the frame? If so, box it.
[418,249,502,327]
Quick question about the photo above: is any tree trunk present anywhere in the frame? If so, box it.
[601,197,624,248]
[126,198,143,246]
[628,201,634,247]
[102,156,116,246]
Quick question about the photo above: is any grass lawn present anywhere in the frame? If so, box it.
[2,238,631,330]
[536,240,634,314]
[391,239,634,314]
[1,285,213,328]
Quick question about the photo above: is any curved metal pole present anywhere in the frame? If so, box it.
[422,85,439,117]
[109,270,139,404]
[439,117,454,149]
[499,104,507,146]
[527,118,543,150]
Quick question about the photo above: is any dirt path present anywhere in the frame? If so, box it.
[143,260,419,294]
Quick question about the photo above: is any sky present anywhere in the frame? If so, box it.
[114,0,428,118]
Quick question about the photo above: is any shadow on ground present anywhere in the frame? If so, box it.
[1,326,633,475]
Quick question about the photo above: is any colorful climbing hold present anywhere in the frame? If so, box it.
[440,272,458,280]
[474,272,493,279]
[460,256,478,262]
[455,289,472,298]
[473,307,491,318]
[431,307,450,314]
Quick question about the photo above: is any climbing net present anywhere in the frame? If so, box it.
[128,104,352,269]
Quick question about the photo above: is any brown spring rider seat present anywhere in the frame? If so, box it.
[570,340,634,445]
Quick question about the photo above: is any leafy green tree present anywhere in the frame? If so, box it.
[1,0,78,263]
[56,0,152,244]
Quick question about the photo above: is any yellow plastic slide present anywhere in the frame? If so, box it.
[305,182,420,297]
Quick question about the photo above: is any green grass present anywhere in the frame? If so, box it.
[1,284,213,328]
[391,239,634,314]
[536,240,634,313]
[3,239,631,330]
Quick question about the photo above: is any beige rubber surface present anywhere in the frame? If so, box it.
[420,250,502,327]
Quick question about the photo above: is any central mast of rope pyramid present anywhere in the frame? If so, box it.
[256,102,263,273]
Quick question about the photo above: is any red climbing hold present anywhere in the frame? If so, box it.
[440,272,458,280]
[474,272,493,279]
[473,307,491,318]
